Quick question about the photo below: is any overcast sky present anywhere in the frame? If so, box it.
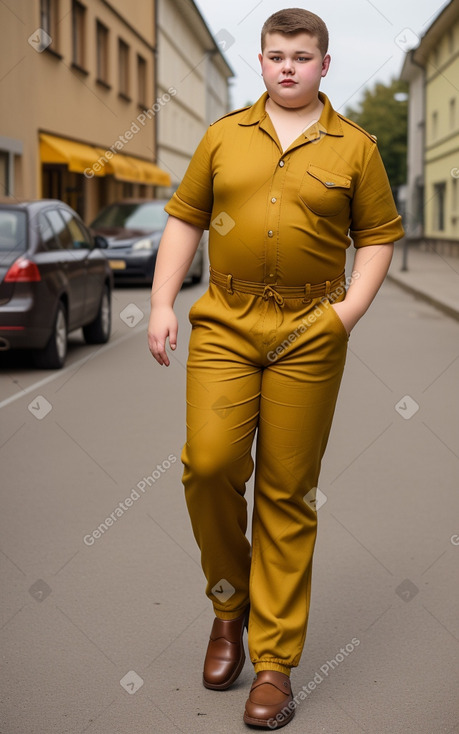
[193,0,450,113]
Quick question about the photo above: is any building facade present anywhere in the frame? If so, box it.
[156,0,234,196]
[401,0,459,248]
[0,0,170,223]
[400,54,425,239]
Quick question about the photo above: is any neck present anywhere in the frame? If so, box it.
[266,94,323,119]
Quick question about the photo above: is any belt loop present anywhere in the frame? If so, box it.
[325,279,331,296]
[226,273,234,294]
[303,283,311,304]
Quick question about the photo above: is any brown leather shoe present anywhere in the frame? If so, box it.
[243,670,294,729]
[202,609,248,690]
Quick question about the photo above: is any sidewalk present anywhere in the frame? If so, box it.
[387,241,459,321]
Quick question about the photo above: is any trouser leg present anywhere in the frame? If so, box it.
[249,299,348,674]
[182,288,262,619]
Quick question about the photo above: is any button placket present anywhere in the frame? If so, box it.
[264,157,286,282]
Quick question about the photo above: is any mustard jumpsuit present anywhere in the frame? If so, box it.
[165,92,404,675]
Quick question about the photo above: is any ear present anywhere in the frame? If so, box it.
[321,54,331,77]
[258,52,265,77]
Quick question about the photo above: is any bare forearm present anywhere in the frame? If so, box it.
[332,243,394,334]
[148,216,204,366]
[346,244,394,318]
[150,216,204,308]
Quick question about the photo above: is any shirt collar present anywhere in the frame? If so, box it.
[238,91,344,139]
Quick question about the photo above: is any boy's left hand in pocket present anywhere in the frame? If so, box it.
[331,302,360,337]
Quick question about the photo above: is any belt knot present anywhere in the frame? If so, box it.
[262,285,284,306]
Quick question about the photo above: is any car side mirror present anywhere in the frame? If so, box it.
[93,234,109,249]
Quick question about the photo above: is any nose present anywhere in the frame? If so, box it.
[282,58,294,74]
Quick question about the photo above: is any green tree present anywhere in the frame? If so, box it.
[344,77,408,190]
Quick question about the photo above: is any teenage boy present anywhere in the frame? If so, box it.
[148,8,404,730]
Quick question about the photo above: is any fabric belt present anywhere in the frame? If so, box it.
[209,267,346,305]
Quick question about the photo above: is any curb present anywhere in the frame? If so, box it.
[386,273,459,323]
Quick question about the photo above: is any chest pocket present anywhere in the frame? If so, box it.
[299,165,352,217]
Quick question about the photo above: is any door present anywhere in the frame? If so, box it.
[61,210,103,323]
[45,208,88,330]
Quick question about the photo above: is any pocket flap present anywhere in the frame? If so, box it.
[307,165,351,189]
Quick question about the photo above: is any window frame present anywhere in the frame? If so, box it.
[118,37,131,101]
[96,19,110,87]
[433,182,446,232]
[137,53,147,107]
[71,0,88,73]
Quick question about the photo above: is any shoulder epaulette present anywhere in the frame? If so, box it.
[210,105,252,126]
[336,113,378,143]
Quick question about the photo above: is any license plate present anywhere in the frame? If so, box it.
[109,260,126,270]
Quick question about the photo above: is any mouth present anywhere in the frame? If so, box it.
[279,79,297,87]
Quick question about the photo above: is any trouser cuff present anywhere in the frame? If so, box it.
[214,605,249,621]
[254,662,292,676]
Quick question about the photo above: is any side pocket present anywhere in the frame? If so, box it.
[328,303,350,341]
[188,289,209,324]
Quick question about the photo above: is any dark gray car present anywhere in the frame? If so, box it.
[90,199,204,285]
[0,199,113,369]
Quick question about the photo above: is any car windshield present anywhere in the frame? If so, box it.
[0,210,27,253]
[91,202,168,231]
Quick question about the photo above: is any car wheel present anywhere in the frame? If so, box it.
[83,286,111,344]
[33,302,68,369]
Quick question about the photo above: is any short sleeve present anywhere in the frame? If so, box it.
[350,144,404,247]
[164,128,213,229]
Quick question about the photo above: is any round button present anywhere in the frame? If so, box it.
[268,230,273,237]
[271,197,277,203]
[279,160,285,167]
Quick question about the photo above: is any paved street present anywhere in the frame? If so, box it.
[0,272,458,734]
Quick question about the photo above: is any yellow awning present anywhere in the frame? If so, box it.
[40,134,171,186]
[93,148,139,182]
[95,148,171,186]
[40,133,104,176]
[129,157,171,187]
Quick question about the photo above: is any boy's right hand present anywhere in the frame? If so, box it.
[147,305,178,366]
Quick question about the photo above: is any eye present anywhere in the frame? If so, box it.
[270,56,282,62]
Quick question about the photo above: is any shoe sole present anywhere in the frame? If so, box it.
[243,709,295,728]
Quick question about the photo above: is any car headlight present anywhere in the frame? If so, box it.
[132,238,154,251]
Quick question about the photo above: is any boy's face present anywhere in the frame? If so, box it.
[258,32,330,109]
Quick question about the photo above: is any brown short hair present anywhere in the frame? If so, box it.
[261,8,329,57]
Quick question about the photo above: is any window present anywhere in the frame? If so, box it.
[40,0,59,50]
[450,98,456,130]
[0,152,9,196]
[60,209,92,249]
[433,182,446,231]
[137,54,147,106]
[39,212,61,251]
[0,211,26,253]
[72,0,86,69]
[45,209,73,249]
[118,38,130,98]
[433,111,439,138]
[414,183,424,233]
[452,177,458,214]
[96,20,109,85]
[122,181,134,197]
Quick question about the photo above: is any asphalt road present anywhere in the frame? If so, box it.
[0,274,458,734]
